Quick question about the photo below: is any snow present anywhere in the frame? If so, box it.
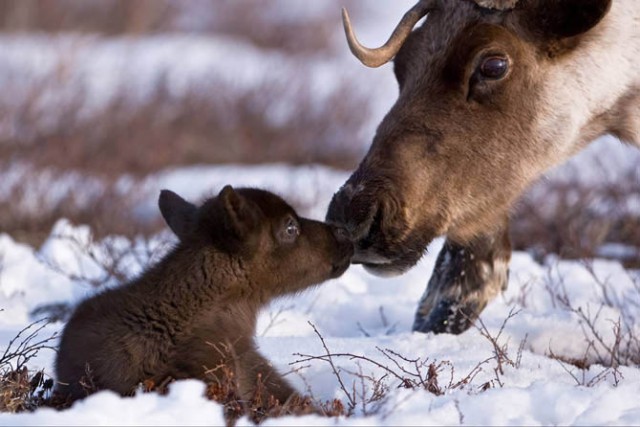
[0,380,226,426]
[0,1,638,424]
[0,164,639,426]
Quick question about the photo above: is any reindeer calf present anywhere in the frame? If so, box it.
[55,186,353,404]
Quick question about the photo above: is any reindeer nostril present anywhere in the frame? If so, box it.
[354,204,383,249]
[327,181,387,245]
[332,226,352,243]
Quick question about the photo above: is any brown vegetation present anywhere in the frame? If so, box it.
[0,73,368,177]
[511,168,640,268]
[0,318,57,413]
[0,0,370,246]
[0,1,362,53]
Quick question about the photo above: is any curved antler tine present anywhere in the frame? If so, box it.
[342,1,435,68]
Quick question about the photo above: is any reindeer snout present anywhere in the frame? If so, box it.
[326,183,355,226]
[326,182,379,242]
[331,225,352,243]
[327,223,356,276]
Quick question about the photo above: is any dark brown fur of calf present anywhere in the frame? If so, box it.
[54,186,353,404]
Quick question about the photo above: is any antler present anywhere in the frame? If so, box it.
[472,0,519,10]
[342,1,436,68]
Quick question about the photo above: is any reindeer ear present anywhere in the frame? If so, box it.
[158,190,197,241]
[523,0,611,40]
[218,185,260,239]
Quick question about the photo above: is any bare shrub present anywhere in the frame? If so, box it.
[138,359,321,425]
[290,319,530,417]
[0,55,369,243]
[0,170,165,247]
[0,317,57,413]
[511,168,640,267]
[0,1,360,55]
[30,228,172,324]
[206,368,318,425]
[0,319,56,375]
[0,0,371,247]
[543,264,640,371]
[0,0,174,35]
[1,72,368,177]
[1,352,322,423]
[180,0,364,54]
[473,308,527,388]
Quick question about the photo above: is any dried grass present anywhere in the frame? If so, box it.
[511,169,640,267]
[0,318,57,413]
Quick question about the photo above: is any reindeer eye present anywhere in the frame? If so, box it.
[278,217,300,243]
[478,56,509,80]
[285,219,299,236]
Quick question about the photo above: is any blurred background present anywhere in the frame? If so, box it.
[0,0,638,266]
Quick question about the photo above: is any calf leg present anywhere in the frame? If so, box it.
[412,218,511,334]
[236,350,299,406]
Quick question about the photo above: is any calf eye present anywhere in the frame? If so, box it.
[278,217,300,243]
[478,56,509,80]
[285,219,299,236]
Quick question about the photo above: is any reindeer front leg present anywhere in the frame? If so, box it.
[412,218,511,334]
[236,350,299,407]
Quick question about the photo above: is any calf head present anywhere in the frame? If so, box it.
[160,186,353,297]
[327,0,615,277]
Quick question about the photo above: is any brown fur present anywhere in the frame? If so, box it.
[328,0,639,333]
[55,186,353,403]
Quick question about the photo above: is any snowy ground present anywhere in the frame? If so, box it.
[0,164,639,426]
[0,2,638,424]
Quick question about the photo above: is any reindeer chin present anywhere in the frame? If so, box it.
[353,244,426,278]
[362,263,410,278]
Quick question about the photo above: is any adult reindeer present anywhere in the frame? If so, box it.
[327,0,639,334]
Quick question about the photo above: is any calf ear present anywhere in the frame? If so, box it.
[219,185,260,239]
[522,0,611,40]
[158,190,197,241]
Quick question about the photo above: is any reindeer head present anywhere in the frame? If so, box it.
[328,0,616,276]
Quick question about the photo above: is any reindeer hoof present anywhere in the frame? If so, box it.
[412,298,481,334]
[411,235,510,335]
